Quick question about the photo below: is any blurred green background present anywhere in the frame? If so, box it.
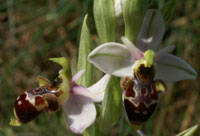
[0,0,199,135]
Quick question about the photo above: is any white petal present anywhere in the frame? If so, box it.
[156,45,175,60]
[72,70,85,83]
[137,10,165,52]
[121,37,144,60]
[87,74,111,102]
[115,0,126,16]
[72,74,110,102]
[88,42,134,77]
[155,54,197,82]
[62,94,96,134]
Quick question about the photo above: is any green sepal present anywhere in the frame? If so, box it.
[176,124,199,136]
[36,76,50,87]
[97,76,122,134]
[143,50,155,66]
[93,0,116,43]
[49,57,71,103]
[159,0,177,23]
[123,0,148,43]
[77,14,93,87]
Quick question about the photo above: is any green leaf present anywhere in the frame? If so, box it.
[93,0,116,43]
[77,14,93,87]
[123,0,148,43]
[176,124,199,136]
[97,76,122,134]
[159,0,177,23]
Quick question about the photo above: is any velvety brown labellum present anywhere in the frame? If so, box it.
[14,92,44,123]
[123,77,159,126]
[14,83,61,124]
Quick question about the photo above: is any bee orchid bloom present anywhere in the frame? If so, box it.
[11,57,110,135]
[88,9,197,83]
[88,9,197,129]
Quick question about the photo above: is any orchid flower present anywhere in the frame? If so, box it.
[50,57,110,134]
[88,9,197,83]
[11,57,110,134]
[115,0,126,16]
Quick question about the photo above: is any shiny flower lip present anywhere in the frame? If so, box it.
[88,9,197,83]
[10,78,62,126]
[121,76,166,128]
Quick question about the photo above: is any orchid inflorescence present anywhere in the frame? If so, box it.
[10,0,198,135]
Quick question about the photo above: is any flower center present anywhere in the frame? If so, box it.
[133,50,156,84]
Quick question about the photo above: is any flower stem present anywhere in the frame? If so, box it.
[136,130,146,136]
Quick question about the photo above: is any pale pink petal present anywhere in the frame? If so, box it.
[87,74,111,102]
[155,54,197,82]
[72,75,110,102]
[71,85,100,102]
[137,10,165,52]
[72,70,85,83]
[121,37,144,60]
[62,94,96,134]
[156,45,175,60]
[88,42,134,77]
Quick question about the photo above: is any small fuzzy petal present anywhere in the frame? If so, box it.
[62,94,96,134]
[155,54,197,82]
[121,37,144,60]
[156,45,175,60]
[137,10,165,52]
[88,42,134,77]
[72,70,85,83]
